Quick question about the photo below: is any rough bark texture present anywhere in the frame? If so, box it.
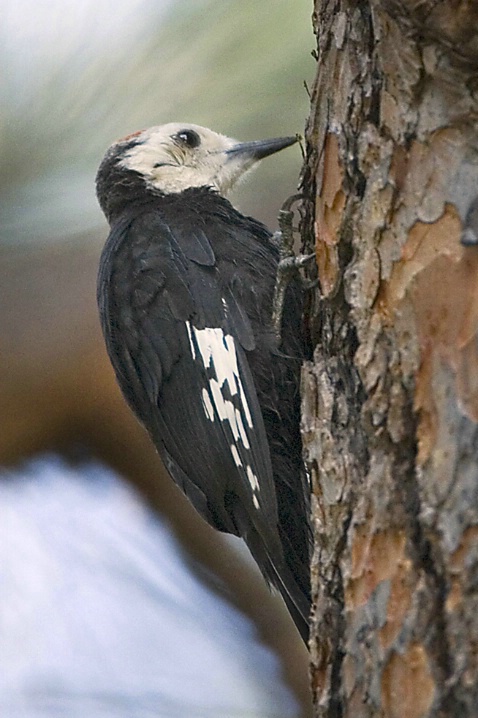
[300,1,478,715]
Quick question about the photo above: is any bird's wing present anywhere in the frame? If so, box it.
[98,210,279,537]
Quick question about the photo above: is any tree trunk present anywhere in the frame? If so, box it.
[301,1,478,715]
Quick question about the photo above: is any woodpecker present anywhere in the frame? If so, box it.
[96,123,311,642]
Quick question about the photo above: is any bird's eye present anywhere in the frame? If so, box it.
[174,129,201,149]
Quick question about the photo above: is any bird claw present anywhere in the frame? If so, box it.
[271,195,315,343]
[276,253,315,273]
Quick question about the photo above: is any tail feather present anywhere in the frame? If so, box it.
[232,501,310,643]
[265,552,310,644]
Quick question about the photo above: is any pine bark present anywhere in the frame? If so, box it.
[300,2,478,715]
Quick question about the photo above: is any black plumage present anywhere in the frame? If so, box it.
[96,124,311,642]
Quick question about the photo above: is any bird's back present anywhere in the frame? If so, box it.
[98,188,311,641]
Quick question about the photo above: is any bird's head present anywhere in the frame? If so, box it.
[96,123,298,220]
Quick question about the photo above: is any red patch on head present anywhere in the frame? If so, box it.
[118,129,145,143]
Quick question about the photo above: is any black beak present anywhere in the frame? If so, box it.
[226,135,298,161]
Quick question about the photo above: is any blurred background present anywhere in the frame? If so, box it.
[1,1,315,715]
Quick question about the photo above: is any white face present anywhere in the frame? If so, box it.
[119,123,258,196]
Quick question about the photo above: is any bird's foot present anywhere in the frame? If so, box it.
[271,194,315,342]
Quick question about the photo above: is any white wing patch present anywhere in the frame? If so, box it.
[247,467,261,509]
[201,388,214,421]
[185,322,197,359]
[230,444,242,468]
[186,321,261,505]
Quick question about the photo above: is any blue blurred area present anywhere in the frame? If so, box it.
[0,457,299,717]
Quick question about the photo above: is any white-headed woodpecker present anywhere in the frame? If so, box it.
[96,123,311,642]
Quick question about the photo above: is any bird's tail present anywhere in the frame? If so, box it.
[265,552,310,644]
[230,495,311,644]
[242,523,311,644]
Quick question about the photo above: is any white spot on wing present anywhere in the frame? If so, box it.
[223,334,253,428]
[234,408,250,449]
[185,321,259,490]
[246,466,260,493]
[186,322,255,437]
[230,444,242,468]
[201,388,214,421]
[186,323,196,359]
[247,466,261,509]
